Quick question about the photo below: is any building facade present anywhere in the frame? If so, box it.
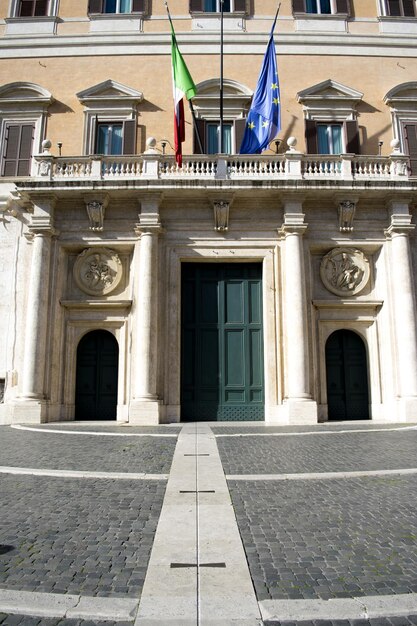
[1,0,417,425]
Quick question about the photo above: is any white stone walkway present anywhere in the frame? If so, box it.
[135,422,262,626]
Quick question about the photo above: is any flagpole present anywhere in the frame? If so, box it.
[219,0,224,153]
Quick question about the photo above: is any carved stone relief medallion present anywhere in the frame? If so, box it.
[320,247,370,297]
[73,248,123,296]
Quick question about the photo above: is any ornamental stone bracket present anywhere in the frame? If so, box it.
[208,193,234,233]
[84,194,109,231]
[320,247,370,297]
[338,199,357,232]
[213,200,230,232]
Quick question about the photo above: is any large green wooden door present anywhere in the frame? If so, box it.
[75,330,119,420]
[181,263,264,421]
[325,329,369,420]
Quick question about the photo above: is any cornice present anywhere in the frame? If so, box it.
[1,31,417,59]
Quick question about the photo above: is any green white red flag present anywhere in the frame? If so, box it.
[169,20,196,167]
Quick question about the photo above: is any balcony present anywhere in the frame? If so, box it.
[31,151,410,185]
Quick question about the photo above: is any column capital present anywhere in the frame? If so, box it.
[134,223,164,238]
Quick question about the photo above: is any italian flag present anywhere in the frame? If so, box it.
[170,21,197,167]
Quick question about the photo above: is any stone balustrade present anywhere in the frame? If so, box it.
[32,151,411,183]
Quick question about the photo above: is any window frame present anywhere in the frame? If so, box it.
[76,80,143,156]
[88,0,147,14]
[0,82,52,178]
[9,0,59,17]
[189,0,248,13]
[383,0,416,16]
[292,0,350,14]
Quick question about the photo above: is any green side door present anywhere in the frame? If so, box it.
[181,263,264,421]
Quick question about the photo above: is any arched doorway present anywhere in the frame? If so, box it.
[75,330,119,420]
[325,329,369,421]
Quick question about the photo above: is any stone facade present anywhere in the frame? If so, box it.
[0,0,417,425]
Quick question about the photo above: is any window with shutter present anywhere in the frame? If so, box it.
[18,0,49,16]
[189,0,246,12]
[386,0,416,16]
[292,0,349,13]
[94,120,137,155]
[403,123,417,176]
[193,119,246,154]
[1,123,34,177]
[304,120,360,154]
[88,0,146,13]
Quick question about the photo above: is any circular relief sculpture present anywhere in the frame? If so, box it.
[320,247,370,297]
[74,248,123,296]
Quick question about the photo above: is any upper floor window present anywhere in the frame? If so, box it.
[88,0,147,13]
[18,0,48,16]
[190,0,247,12]
[385,0,415,16]
[0,82,53,178]
[292,0,349,14]
[6,0,58,34]
[77,79,144,155]
[298,79,363,155]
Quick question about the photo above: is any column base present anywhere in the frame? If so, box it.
[396,397,417,422]
[129,399,165,425]
[11,399,49,424]
[282,398,318,425]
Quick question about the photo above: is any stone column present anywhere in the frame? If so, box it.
[15,195,56,422]
[386,200,417,421]
[279,201,317,424]
[130,194,163,424]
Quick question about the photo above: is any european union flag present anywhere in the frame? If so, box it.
[239,16,281,154]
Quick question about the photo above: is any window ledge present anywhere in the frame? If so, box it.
[191,13,246,31]
[294,13,348,32]
[378,15,417,34]
[5,16,58,36]
[89,13,144,32]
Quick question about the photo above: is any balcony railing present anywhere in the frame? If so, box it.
[32,151,410,183]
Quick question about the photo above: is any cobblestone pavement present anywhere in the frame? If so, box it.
[0,424,177,619]
[217,430,417,474]
[1,423,417,624]
[0,428,177,474]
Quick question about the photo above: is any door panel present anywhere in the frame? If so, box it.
[181,263,264,421]
[325,330,369,420]
[75,330,118,420]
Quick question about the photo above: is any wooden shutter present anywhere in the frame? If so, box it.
[193,118,206,154]
[292,0,305,13]
[88,0,103,13]
[335,0,349,13]
[234,118,247,154]
[2,123,34,177]
[122,119,137,155]
[190,0,204,11]
[305,120,318,154]
[234,0,247,12]
[403,124,417,176]
[402,0,416,16]
[345,120,360,154]
[132,0,146,12]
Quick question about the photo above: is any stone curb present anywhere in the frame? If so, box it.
[0,466,168,480]
[0,589,138,621]
[259,593,417,621]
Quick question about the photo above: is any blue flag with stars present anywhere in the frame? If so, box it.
[239,15,281,154]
